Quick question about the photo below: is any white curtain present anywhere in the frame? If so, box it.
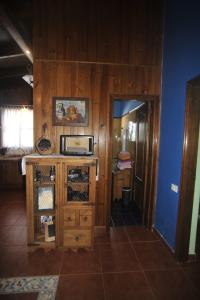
[1,106,33,151]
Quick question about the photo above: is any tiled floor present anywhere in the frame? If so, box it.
[0,190,200,299]
[111,200,141,226]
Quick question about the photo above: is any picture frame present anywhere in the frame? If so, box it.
[52,97,89,127]
[36,186,55,211]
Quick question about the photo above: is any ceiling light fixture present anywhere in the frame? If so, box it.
[22,74,33,87]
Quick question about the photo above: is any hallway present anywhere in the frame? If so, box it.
[0,190,200,299]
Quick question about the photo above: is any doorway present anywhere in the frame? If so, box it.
[107,95,160,229]
[111,99,145,226]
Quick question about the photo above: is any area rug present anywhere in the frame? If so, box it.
[0,275,59,300]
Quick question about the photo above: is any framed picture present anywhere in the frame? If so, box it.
[52,97,89,126]
[36,186,55,211]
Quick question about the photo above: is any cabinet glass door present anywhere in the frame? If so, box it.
[66,166,89,203]
[32,164,56,243]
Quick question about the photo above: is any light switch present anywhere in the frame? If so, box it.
[171,184,178,193]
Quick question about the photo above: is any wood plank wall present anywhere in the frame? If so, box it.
[33,0,163,226]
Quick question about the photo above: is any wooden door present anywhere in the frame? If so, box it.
[134,104,148,222]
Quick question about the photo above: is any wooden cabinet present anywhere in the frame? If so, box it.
[26,155,97,248]
[112,169,132,200]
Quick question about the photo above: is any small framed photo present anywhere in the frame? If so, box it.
[37,186,54,211]
[52,97,89,127]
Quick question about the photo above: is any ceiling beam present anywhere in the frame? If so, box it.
[0,53,25,61]
[0,5,33,63]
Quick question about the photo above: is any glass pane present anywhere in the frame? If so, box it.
[67,166,89,202]
[33,165,56,182]
[37,186,54,210]
[34,215,55,242]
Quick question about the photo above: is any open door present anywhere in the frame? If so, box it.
[134,103,148,223]
[175,75,200,261]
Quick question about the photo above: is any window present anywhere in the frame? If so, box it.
[0,106,33,152]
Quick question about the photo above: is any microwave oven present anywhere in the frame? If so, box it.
[60,135,94,156]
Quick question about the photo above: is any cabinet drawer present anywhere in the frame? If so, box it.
[64,209,76,226]
[79,208,93,226]
[63,229,92,247]
[80,214,93,226]
[79,208,93,216]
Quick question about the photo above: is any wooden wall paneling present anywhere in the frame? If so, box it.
[90,65,102,156]
[46,2,58,60]
[77,63,92,135]
[134,0,147,66]
[86,1,97,62]
[53,63,68,151]
[98,66,109,224]
[126,0,136,64]
[33,0,163,228]
[96,204,105,226]
[96,0,122,64]
[33,62,42,142]
[34,0,163,65]
[119,0,130,64]
[106,72,118,227]
[65,0,89,61]
[146,0,163,65]
[43,63,57,139]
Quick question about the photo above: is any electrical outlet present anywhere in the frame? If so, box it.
[171,184,178,193]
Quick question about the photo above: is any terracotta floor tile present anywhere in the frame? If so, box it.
[56,274,105,300]
[14,215,27,226]
[95,227,129,244]
[1,190,200,300]
[133,241,179,270]
[145,269,200,300]
[125,225,159,242]
[0,226,27,246]
[103,272,155,300]
[0,293,38,299]
[99,242,141,273]
[60,248,101,275]
[0,246,63,277]
[0,214,22,225]
[182,261,200,292]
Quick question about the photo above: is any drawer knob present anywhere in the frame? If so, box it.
[83,216,88,221]
[75,236,79,241]
[67,217,72,221]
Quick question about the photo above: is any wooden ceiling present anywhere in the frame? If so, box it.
[0,0,32,88]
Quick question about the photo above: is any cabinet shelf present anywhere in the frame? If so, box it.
[34,210,55,216]
[66,181,89,186]
[34,181,55,186]
[34,233,55,246]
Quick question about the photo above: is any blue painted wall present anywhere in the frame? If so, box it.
[113,100,122,118]
[113,100,142,117]
[155,0,200,250]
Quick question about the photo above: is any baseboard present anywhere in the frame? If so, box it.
[153,227,175,257]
